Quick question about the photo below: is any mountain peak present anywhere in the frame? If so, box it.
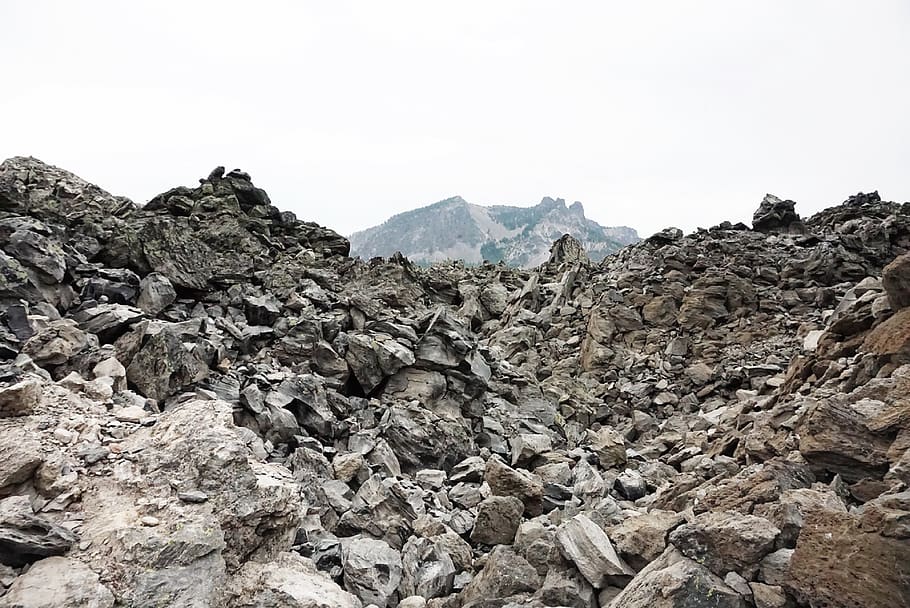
[350,196,639,267]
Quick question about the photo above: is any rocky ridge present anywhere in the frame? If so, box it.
[1,157,909,608]
[349,196,639,267]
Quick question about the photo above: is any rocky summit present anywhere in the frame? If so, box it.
[0,157,909,608]
[349,196,639,267]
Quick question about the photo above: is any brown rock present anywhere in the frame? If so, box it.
[470,496,524,545]
[610,510,685,570]
[484,457,544,516]
[0,377,41,418]
[882,252,910,309]
[787,508,910,608]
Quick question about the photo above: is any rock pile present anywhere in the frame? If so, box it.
[1,156,909,607]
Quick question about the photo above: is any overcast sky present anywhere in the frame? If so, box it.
[2,2,908,237]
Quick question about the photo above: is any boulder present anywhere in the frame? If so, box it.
[0,376,41,417]
[0,556,114,608]
[752,194,802,233]
[225,551,362,608]
[470,496,524,545]
[342,537,402,608]
[786,508,910,608]
[606,548,748,608]
[883,252,910,309]
[668,510,779,577]
[0,495,77,566]
[555,514,634,588]
[400,535,457,599]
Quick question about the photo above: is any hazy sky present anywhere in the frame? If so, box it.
[2,2,908,237]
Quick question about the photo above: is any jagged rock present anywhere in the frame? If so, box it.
[753,194,802,233]
[0,431,42,490]
[484,457,545,516]
[400,535,457,599]
[21,319,92,367]
[548,233,589,266]
[342,537,402,608]
[607,547,748,608]
[382,404,475,473]
[126,322,212,401]
[555,514,634,588]
[669,510,779,577]
[0,556,114,608]
[459,545,540,607]
[0,376,41,417]
[470,495,524,545]
[882,251,910,309]
[588,427,627,468]
[136,272,177,314]
[0,495,77,566]
[225,551,362,608]
[610,510,685,570]
[534,566,597,608]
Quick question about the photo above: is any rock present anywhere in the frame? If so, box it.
[0,377,41,417]
[882,252,910,309]
[750,582,790,608]
[397,597,427,608]
[126,322,212,401]
[548,234,589,266]
[614,469,648,500]
[534,566,597,608]
[555,514,634,588]
[459,545,540,607]
[510,433,551,467]
[0,495,77,566]
[786,508,910,608]
[21,319,91,367]
[470,496,524,545]
[69,303,144,343]
[588,427,627,468]
[759,549,792,586]
[484,457,545,516]
[610,510,685,570]
[752,194,802,233]
[342,537,402,608]
[225,551,362,608]
[0,556,114,608]
[668,510,779,577]
[606,547,747,608]
[400,535,457,600]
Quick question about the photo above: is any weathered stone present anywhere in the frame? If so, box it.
[470,496,524,545]
[225,551,362,608]
[342,537,402,608]
[883,252,910,309]
[400,535,456,600]
[669,510,779,576]
[786,508,910,608]
[0,495,77,566]
[484,457,545,516]
[606,547,747,608]
[556,514,634,589]
[610,510,685,570]
[0,556,114,608]
[0,377,41,417]
[459,545,540,607]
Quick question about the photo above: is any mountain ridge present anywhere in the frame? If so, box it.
[350,195,639,267]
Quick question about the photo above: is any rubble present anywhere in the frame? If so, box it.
[1,156,909,607]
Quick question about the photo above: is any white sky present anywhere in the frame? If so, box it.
[2,2,908,237]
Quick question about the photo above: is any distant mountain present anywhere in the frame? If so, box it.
[349,196,640,267]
